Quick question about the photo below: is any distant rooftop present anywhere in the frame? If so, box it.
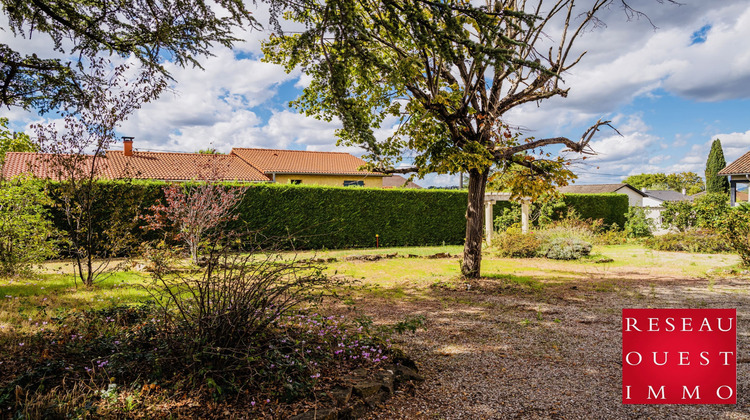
[557,183,646,196]
[643,189,691,202]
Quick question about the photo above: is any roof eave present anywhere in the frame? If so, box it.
[264,171,386,177]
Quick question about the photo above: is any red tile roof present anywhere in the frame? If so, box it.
[382,175,422,189]
[106,151,269,182]
[231,148,385,176]
[2,152,107,181]
[719,151,750,175]
[2,151,269,182]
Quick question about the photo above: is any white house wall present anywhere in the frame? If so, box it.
[616,188,644,207]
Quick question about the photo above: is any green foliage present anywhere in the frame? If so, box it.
[719,209,750,265]
[493,229,541,258]
[0,176,57,274]
[693,192,729,229]
[1,1,255,112]
[493,206,521,231]
[623,172,705,195]
[0,117,37,167]
[660,201,696,232]
[705,139,729,194]
[643,230,732,254]
[624,206,654,238]
[538,237,592,260]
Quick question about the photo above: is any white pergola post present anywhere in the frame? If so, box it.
[484,201,494,244]
[521,199,530,234]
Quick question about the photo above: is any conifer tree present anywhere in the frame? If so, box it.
[705,139,729,194]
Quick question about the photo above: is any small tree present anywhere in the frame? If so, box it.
[143,176,245,264]
[0,176,58,275]
[623,206,654,238]
[33,60,165,286]
[0,117,37,169]
[706,139,729,194]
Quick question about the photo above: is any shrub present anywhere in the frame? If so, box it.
[594,230,629,245]
[693,192,729,229]
[493,229,540,258]
[661,201,696,232]
[719,210,750,265]
[0,176,58,274]
[624,206,654,238]
[538,237,592,260]
[535,225,594,260]
[494,207,521,231]
[643,230,731,253]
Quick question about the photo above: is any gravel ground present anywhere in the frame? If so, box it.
[357,276,750,420]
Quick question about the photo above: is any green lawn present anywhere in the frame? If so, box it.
[0,243,741,333]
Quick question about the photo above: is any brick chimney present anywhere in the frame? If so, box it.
[122,136,134,156]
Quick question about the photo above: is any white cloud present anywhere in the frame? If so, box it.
[711,130,750,163]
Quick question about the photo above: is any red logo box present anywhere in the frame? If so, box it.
[622,308,736,404]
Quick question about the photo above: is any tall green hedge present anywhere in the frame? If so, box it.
[561,193,628,228]
[47,181,468,250]
[45,181,629,252]
[230,184,467,248]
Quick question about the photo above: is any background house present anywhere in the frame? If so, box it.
[718,151,750,206]
[557,183,646,206]
[640,189,692,231]
[230,148,386,187]
[382,175,422,189]
[3,139,386,186]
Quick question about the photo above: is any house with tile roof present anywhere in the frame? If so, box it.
[718,151,750,206]
[231,147,386,187]
[1,138,386,186]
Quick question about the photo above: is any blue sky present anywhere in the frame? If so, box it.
[3,1,750,187]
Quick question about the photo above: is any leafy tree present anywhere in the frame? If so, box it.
[0,175,58,275]
[32,60,165,286]
[623,206,654,238]
[0,117,37,168]
[705,139,729,194]
[263,0,637,277]
[1,0,255,112]
[623,172,704,195]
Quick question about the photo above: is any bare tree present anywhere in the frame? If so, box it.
[33,59,166,286]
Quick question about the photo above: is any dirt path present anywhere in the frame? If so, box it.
[354,276,750,420]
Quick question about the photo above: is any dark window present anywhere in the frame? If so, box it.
[290,179,302,185]
[343,180,364,187]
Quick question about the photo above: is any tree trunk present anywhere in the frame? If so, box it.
[461,167,489,278]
